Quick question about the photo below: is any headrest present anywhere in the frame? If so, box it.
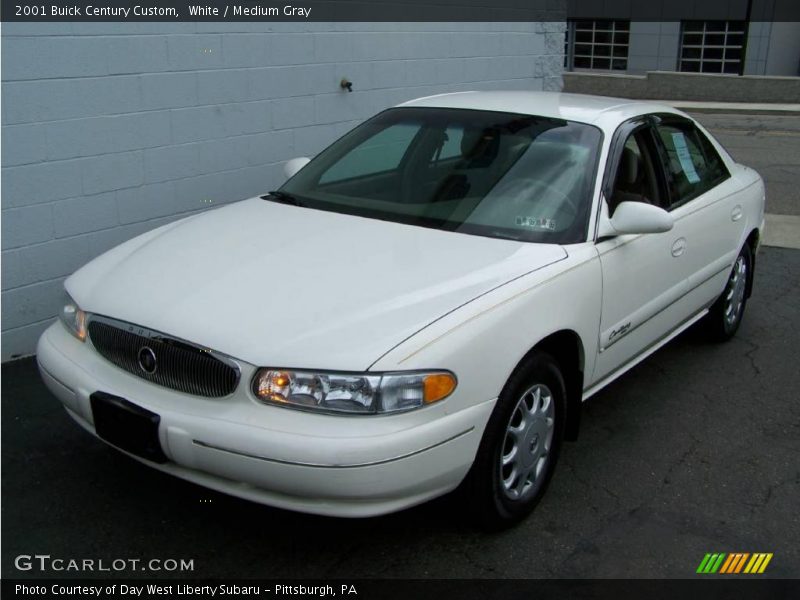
[460,128,500,166]
[618,146,640,186]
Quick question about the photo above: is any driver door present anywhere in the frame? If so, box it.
[591,118,690,383]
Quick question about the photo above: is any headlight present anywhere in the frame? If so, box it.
[59,292,87,341]
[252,369,456,414]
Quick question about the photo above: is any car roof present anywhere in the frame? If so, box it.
[397,91,686,132]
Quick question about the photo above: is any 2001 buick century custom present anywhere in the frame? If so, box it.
[38,92,765,527]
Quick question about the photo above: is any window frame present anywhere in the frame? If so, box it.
[649,114,732,211]
[601,117,661,203]
[567,19,630,72]
[678,20,747,75]
[600,117,671,218]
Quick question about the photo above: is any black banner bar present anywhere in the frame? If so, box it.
[3,579,800,600]
[2,0,563,22]
[4,0,800,22]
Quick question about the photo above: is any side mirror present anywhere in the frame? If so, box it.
[283,157,310,179]
[598,201,674,238]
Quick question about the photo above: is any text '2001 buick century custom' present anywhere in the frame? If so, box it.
[38,92,764,527]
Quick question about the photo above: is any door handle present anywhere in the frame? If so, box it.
[731,205,743,221]
[671,237,686,257]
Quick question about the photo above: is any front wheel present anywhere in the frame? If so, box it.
[463,351,566,529]
[704,243,752,341]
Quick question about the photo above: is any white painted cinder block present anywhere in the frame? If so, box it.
[0,22,563,360]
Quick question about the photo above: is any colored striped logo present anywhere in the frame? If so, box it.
[696,553,773,574]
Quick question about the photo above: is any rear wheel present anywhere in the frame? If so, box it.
[464,351,566,529]
[705,243,752,341]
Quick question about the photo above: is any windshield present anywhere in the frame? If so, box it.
[275,107,602,243]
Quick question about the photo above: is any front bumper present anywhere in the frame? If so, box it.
[37,322,495,517]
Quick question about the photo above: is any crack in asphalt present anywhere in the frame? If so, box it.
[762,471,800,508]
[740,470,800,517]
[737,337,763,377]
[660,435,701,487]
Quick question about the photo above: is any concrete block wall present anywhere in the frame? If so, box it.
[1,21,565,360]
[563,70,800,102]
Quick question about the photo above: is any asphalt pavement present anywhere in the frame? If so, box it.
[690,112,800,217]
[2,112,799,581]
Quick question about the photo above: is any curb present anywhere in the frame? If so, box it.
[763,214,800,251]
[666,102,800,116]
[679,107,800,116]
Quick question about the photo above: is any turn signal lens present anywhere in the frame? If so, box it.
[423,373,457,404]
[59,292,88,342]
[255,370,293,403]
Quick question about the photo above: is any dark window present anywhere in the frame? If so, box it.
[654,122,730,209]
[679,21,747,75]
[567,20,630,72]
[608,129,663,216]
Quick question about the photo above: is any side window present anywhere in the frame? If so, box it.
[655,122,729,209]
[608,129,662,216]
[320,123,420,184]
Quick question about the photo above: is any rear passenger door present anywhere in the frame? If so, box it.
[651,115,745,314]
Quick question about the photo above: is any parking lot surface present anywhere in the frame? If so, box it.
[693,112,800,216]
[2,113,799,580]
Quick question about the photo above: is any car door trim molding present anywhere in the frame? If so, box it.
[585,308,710,400]
[599,277,688,351]
[599,262,730,352]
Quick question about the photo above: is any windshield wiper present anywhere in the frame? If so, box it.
[263,190,305,207]
[483,229,528,242]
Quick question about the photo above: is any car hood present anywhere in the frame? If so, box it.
[68,198,566,370]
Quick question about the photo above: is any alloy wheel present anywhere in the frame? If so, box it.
[724,255,748,327]
[499,384,555,501]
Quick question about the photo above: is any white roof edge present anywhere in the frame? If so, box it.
[397,90,477,106]
[393,91,688,129]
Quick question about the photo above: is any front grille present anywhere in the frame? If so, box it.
[87,318,239,398]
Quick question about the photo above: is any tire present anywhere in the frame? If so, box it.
[463,351,567,530]
[704,243,752,342]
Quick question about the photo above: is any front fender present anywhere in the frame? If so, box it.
[370,243,603,417]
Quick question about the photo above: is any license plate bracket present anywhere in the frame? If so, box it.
[90,392,168,463]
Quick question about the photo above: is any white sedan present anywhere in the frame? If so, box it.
[37,92,765,527]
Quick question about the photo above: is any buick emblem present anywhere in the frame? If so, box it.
[137,346,158,374]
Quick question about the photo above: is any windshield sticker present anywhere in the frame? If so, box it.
[671,132,701,184]
[516,216,556,231]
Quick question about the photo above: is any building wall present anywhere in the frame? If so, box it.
[576,19,800,77]
[563,70,800,102]
[0,22,565,360]
[744,21,773,75]
[567,0,758,22]
[623,21,800,77]
[626,22,681,73]
[762,21,800,76]
[567,0,800,76]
